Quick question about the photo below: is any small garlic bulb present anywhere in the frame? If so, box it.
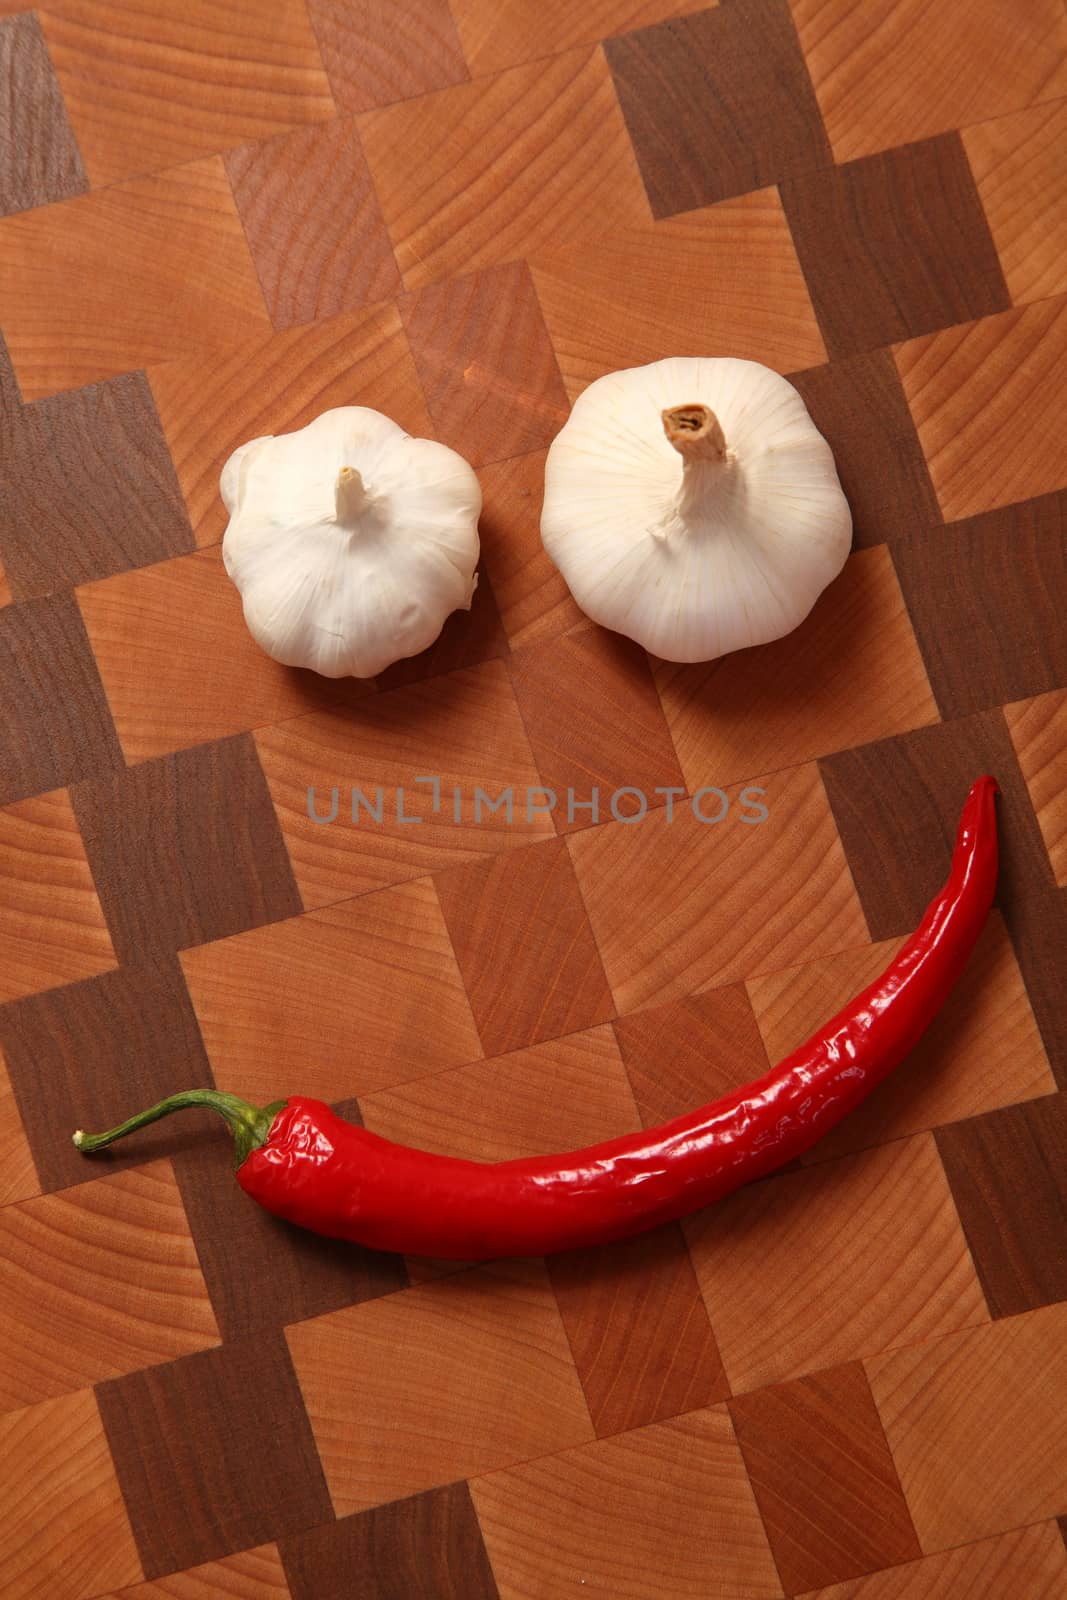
[541,358,852,663]
[221,407,482,678]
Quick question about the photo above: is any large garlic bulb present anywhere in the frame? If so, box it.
[541,358,852,663]
[221,407,482,678]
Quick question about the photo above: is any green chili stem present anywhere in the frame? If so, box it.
[73,1089,287,1168]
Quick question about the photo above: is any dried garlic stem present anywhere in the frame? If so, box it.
[334,466,368,525]
[662,404,727,463]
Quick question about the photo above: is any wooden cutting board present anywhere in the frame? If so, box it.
[2,2,1066,1596]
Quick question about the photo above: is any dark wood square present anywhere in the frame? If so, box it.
[2,371,194,600]
[782,133,1010,359]
[604,0,831,218]
[937,1093,1067,1319]
[0,592,123,807]
[0,13,86,218]
[892,490,1067,718]
[0,956,212,1193]
[70,733,302,963]
[96,1333,333,1578]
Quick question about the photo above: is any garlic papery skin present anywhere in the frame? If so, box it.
[220,407,482,679]
[540,358,852,664]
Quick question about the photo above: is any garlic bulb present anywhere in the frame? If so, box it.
[221,407,482,678]
[541,358,852,663]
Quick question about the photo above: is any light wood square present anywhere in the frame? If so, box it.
[90,1544,289,1599]
[653,547,939,791]
[686,1133,987,1391]
[894,295,1067,523]
[148,304,432,548]
[451,0,710,76]
[0,1388,141,1600]
[253,659,555,907]
[180,878,481,1103]
[795,1523,1067,1600]
[41,0,334,187]
[360,1024,640,1160]
[470,1406,781,1600]
[746,912,1056,1165]
[532,187,826,398]
[0,787,116,1004]
[287,1259,594,1513]
[76,546,373,765]
[964,100,1067,307]
[789,0,1067,163]
[1004,689,1067,887]
[566,761,869,1013]
[357,46,649,290]
[0,158,270,400]
[0,1160,220,1412]
[867,1301,1067,1551]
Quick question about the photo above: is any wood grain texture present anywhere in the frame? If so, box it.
[747,914,1056,1166]
[866,1301,1067,1552]
[728,1362,921,1593]
[0,157,270,401]
[148,303,432,546]
[452,0,709,77]
[1005,688,1067,886]
[470,1407,781,1600]
[549,1222,729,1437]
[0,1046,39,1205]
[71,733,301,963]
[0,1388,141,1600]
[789,352,941,548]
[434,836,615,1055]
[614,984,771,1127]
[280,1483,499,1600]
[651,547,939,791]
[964,99,1067,307]
[892,492,1067,717]
[0,786,115,1003]
[3,371,194,601]
[476,449,585,650]
[180,878,480,1104]
[287,1260,594,1514]
[894,295,1067,523]
[686,1133,987,1392]
[225,118,399,331]
[360,1024,639,1161]
[76,546,371,765]
[97,1333,333,1579]
[509,622,685,835]
[531,188,826,400]
[567,762,869,1013]
[0,1160,219,1411]
[936,1093,1067,1319]
[253,660,553,907]
[0,592,122,807]
[0,957,213,1194]
[399,260,570,467]
[40,0,334,187]
[796,1521,1067,1600]
[357,46,649,290]
[306,0,468,115]
[94,1544,291,1599]
[790,0,1067,164]
[0,11,86,216]
[605,0,830,217]
[782,133,1009,360]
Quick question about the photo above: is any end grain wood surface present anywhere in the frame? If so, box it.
[0,2,1065,1596]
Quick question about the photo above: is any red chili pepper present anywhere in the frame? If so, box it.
[74,777,998,1260]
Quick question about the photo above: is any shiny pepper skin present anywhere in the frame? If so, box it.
[234,777,999,1259]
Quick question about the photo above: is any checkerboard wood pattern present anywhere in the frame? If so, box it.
[1,1,1066,1594]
